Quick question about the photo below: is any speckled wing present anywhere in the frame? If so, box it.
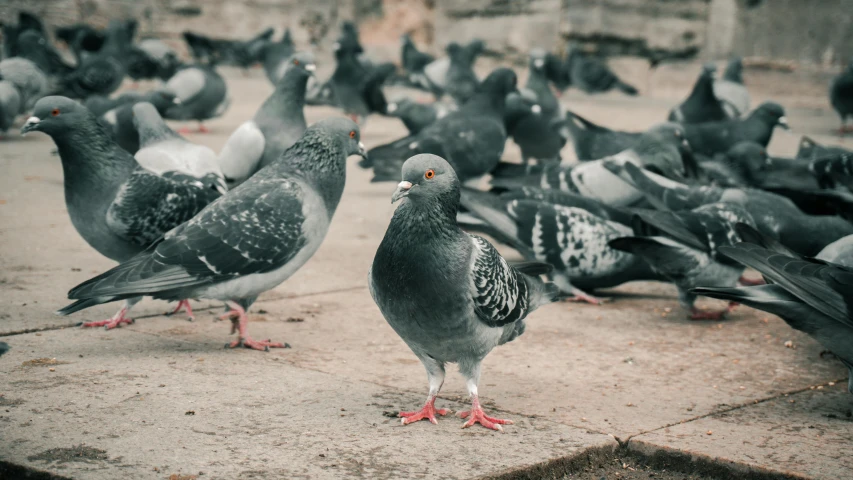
[71,178,309,299]
[422,112,505,178]
[468,235,530,328]
[106,168,221,248]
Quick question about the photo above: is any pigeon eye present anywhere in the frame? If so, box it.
[51,108,60,117]
[349,130,356,139]
[424,169,435,179]
[293,59,300,65]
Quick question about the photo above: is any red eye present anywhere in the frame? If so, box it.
[424,169,435,179]
[293,59,300,65]
[349,130,356,139]
[51,108,60,117]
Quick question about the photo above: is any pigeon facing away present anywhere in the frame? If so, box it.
[164,65,230,133]
[682,102,788,157]
[695,141,772,187]
[261,29,296,85]
[327,45,395,122]
[713,57,750,118]
[830,56,853,135]
[693,225,853,392]
[0,80,23,135]
[400,34,436,92]
[366,68,518,182]
[126,39,181,83]
[443,42,481,105]
[0,57,49,111]
[565,44,638,95]
[370,154,558,429]
[217,53,315,187]
[669,64,730,124]
[557,110,642,161]
[21,96,224,328]
[60,118,367,351]
[504,92,564,167]
[422,39,484,100]
[385,97,454,135]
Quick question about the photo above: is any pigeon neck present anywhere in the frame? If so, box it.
[463,91,507,118]
[53,124,137,198]
[272,133,346,210]
[136,117,180,148]
[391,193,461,244]
[688,73,715,101]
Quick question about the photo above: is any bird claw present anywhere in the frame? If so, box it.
[81,313,134,330]
[166,300,195,321]
[457,408,513,431]
[226,337,289,352]
[564,293,608,305]
[689,302,738,321]
[399,402,449,426]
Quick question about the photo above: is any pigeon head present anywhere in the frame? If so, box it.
[21,96,93,136]
[277,51,316,85]
[529,48,547,71]
[752,102,788,129]
[144,89,180,113]
[480,68,519,98]
[723,57,744,83]
[392,154,458,204]
[446,42,463,58]
[311,117,366,159]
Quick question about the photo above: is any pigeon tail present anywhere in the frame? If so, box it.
[615,80,638,96]
[56,296,122,316]
[521,272,560,312]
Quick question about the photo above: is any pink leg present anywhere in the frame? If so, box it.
[81,305,133,330]
[221,301,288,352]
[564,289,608,305]
[167,299,195,321]
[739,276,766,286]
[196,123,209,133]
[177,126,193,134]
[399,396,449,425]
[457,396,513,431]
[689,301,739,321]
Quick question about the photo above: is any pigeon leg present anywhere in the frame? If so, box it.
[738,275,766,286]
[81,297,141,330]
[457,361,512,431]
[197,123,210,134]
[400,357,448,425]
[689,301,739,321]
[166,299,195,321]
[554,275,607,305]
[222,300,288,352]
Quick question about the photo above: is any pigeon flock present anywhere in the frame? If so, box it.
[2,11,853,431]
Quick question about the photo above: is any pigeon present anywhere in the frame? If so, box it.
[132,102,226,196]
[504,92,564,168]
[0,341,8,357]
[126,38,182,83]
[0,80,23,136]
[182,28,275,69]
[369,154,559,429]
[163,64,230,133]
[336,21,364,56]
[682,102,788,157]
[328,44,395,121]
[459,188,662,304]
[56,19,133,99]
[543,52,572,94]
[0,56,49,111]
[60,118,367,351]
[423,39,485,101]
[1,11,46,58]
[491,123,690,208]
[612,163,853,257]
[694,141,772,187]
[260,29,296,85]
[796,136,851,162]
[522,49,561,120]
[692,225,853,393]
[669,64,730,124]
[96,89,181,154]
[565,43,638,95]
[13,29,74,79]
[443,42,481,105]
[830,56,853,135]
[400,33,436,92]
[557,110,643,161]
[365,68,518,182]
[217,53,315,187]
[609,202,757,319]
[713,57,750,118]
[385,97,454,135]
[55,23,105,63]
[21,96,224,328]
[810,150,853,190]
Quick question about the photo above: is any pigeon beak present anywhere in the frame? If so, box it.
[533,59,545,68]
[387,103,398,114]
[777,116,790,130]
[20,116,41,135]
[531,104,542,115]
[173,97,182,105]
[357,141,367,159]
[392,181,412,203]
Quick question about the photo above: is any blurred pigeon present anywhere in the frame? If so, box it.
[385,97,454,135]
[523,49,561,120]
[183,28,274,69]
[126,39,182,83]
[328,44,395,121]
[810,151,853,190]
[260,29,295,85]
[370,154,558,429]
[682,102,788,156]
[695,141,772,187]
[97,89,180,154]
[55,23,105,63]
[443,42,481,105]
[565,44,638,95]
[132,102,226,195]
[423,39,485,100]
[21,96,224,328]
[459,189,662,304]
[0,341,8,357]
[557,110,642,161]
[1,11,46,57]
[14,29,74,79]
[337,21,364,56]
[504,92,564,168]
[797,136,852,161]
[55,19,135,99]
[217,53,314,187]
[543,52,572,94]
[713,57,750,118]
[669,64,730,124]
[400,33,436,92]
[60,118,366,351]
[0,56,49,111]
[0,81,23,135]
[693,226,853,392]
[164,65,230,133]
[366,68,518,182]
[609,203,756,319]
[830,56,853,135]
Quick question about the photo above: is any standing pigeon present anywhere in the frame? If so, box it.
[328,45,395,122]
[60,118,367,351]
[830,56,853,135]
[385,97,454,135]
[369,154,558,429]
[217,53,314,187]
[366,68,518,182]
[504,92,564,168]
[132,102,226,195]
[557,110,642,161]
[443,42,481,105]
[96,89,180,154]
[0,56,49,111]
[164,64,230,133]
[565,43,638,95]
[400,33,436,93]
[713,57,750,118]
[260,29,296,85]
[126,38,181,83]
[0,80,23,136]
[422,39,485,101]
[21,96,224,328]
[0,341,8,357]
[682,102,788,157]
[669,64,730,124]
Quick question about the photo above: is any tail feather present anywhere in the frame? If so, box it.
[524,274,561,311]
[734,223,796,257]
[513,261,553,277]
[56,296,122,316]
[616,80,638,96]
[459,188,535,257]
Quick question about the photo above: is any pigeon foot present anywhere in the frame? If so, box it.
[738,276,765,286]
[226,337,289,352]
[458,396,512,431]
[399,397,448,425]
[221,301,288,352]
[82,307,133,330]
[166,299,195,321]
[564,291,608,305]
[689,302,738,321]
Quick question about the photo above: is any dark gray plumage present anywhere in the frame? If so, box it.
[695,141,772,187]
[830,56,853,134]
[370,154,558,430]
[682,102,788,157]
[443,42,480,105]
[0,80,23,134]
[0,341,8,357]
[96,89,180,154]
[385,97,454,135]
[217,52,314,187]
[327,46,395,121]
[669,64,730,124]
[400,34,437,94]
[164,65,230,131]
[713,57,750,118]
[21,96,223,328]
[60,118,366,351]
[565,44,638,95]
[261,29,295,85]
[558,110,642,161]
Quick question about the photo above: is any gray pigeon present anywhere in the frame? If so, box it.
[713,57,750,118]
[443,42,480,105]
[369,154,558,429]
[830,56,853,135]
[164,65,230,133]
[503,91,564,168]
[557,110,643,161]
[0,341,8,357]
[0,57,49,111]
[60,118,367,351]
[385,97,454,135]
[668,64,730,124]
[133,102,226,195]
[693,225,853,392]
[261,29,295,85]
[694,141,772,187]
[217,52,315,187]
[423,39,485,100]
[0,80,23,135]
[21,96,223,328]
[565,43,638,95]
[682,102,788,157]
[98,89,181,154]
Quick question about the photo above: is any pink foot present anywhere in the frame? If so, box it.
[167,299,195,321]
[227,337,289,351]
[399,397,449,425]
[177,127,193,134]
[220,301,289,352]
[81,307,133,330]
[689,302,738,321]
[458,397,512,431]
[197,124,210,133]
[564,291,607,305]
[739,276,765,286]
